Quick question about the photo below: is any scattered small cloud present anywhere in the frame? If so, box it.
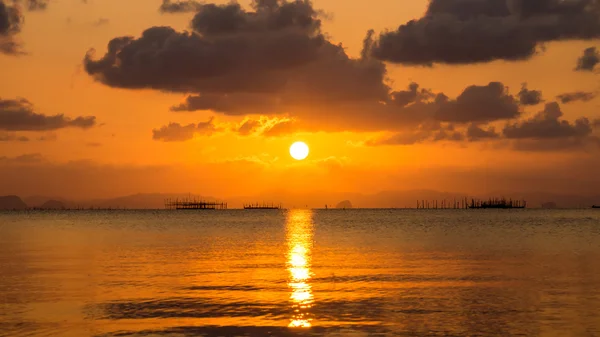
[503,102,593,140]
[518,83,543,105]
[152,117,221,142]
[556,91,597,104]
[575,47,600,72]
[159,0,203,13]
[434,82,520,123]
[0,132,29,141]
[0,98,96,131]
[466,124,499,141]
[0,153,45,164]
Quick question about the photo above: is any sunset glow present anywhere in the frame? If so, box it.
[0,0,599,205]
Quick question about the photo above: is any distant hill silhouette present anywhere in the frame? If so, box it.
[24,195,71,208]
[8,190,600,209]
[336,200,353,209]
[0,195,27,210]
[39,200,66,210]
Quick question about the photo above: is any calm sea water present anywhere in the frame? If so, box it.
[1,209,599,337]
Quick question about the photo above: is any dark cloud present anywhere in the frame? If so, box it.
[435,82,520,123]
[0,132,29,141]
[84,1,327,94]
[367,100,599,150]
[159,0,203,13]
[556,91,597,104]
[466,124,500,141]
[517,83,543,105]
[0,0,22,54]
[152,118,220,142]
[84,1,598,146]
[369,0,600,65]
[0,98,96,131]
[171,93,283,115]
[391,82,435,107]
[365,123,462,146]
[575,46,600,71]
[503,102,593,139]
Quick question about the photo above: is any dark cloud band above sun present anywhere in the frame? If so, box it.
[84,1,327,94]
[368,0,600,66]
[83,0,600,152]
[0,98,96,131]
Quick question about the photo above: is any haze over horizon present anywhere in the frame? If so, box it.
[2,0,600,199]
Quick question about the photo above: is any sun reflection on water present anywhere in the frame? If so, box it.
[286,209,314,328]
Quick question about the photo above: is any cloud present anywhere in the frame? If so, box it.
[83,0,599,147]
[235,119,261,136]
[369,0,600,65]
[367,101,599,150]
[0,153,45,164]
[365,123,463,146]
[152,117,220,142]
[0,0,22,54]
[0,98,96,131]
[434,82,520,123]
[503,102,594,139]
[575,46,600,71]
[0,132,29,141]
[556,91,597,104]
[261,118,296,136]
[466,124,500,141]
[159,0,203,13]
[230,116,297,136]
[171,93,283,115]
[84,1,327,94]
[390,82,435,107]
[518,83,543,105]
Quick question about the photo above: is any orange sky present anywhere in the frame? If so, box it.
[1,0,599,199]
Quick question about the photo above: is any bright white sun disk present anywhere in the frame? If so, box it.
[290,142,309,160]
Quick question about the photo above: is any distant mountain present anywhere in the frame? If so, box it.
[9,190,600,209]
[336,200,353,209]
[0,195,28,210]
[24,195,72,208]
[39,200,66,210]
[94,193,221,209]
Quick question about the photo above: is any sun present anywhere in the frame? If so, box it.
[290,141,309,160]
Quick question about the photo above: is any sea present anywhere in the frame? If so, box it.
[0,209,599,337]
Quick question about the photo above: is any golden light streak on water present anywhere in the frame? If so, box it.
[285,209,314,328]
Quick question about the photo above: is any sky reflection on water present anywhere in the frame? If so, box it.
[0,209,599,336]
